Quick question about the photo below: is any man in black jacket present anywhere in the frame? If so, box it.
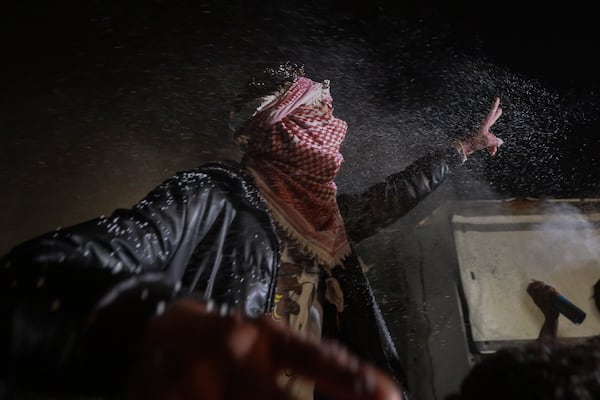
[0,63,504,400]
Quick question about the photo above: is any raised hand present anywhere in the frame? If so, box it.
[128,299,403,400]
[527,280,560,321]
[527,280,560,340]
[459,97,505,157]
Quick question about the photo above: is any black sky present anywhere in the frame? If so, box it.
[3,2,599,93]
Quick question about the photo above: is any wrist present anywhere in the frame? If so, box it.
[453,140,469,162]
[543,311,559,321]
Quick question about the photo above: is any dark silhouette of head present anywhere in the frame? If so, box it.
[449,338,600,400]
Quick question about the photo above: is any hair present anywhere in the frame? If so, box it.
[231,61,304,115]
[450,338,600,400]
[228,61,305,134]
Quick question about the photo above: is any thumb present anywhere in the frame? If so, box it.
[486,135,504,156]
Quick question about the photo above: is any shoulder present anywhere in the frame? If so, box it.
[156,160,250,192]
[171,160,269,213]
[194,160,250,181]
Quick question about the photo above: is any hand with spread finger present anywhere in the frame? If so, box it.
[128,299,403,400]
[458,97,505,157]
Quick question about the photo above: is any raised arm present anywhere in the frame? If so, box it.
[337,146,463,242]
[339,98,504,242]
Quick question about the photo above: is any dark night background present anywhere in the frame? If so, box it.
[2,1,600,247]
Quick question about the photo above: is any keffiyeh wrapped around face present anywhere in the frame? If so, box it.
[235,77,351,267]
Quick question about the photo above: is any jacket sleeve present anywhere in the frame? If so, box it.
[0,168,223,395]
[337,146,464,243]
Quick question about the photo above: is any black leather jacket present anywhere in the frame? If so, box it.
[0,146,462,395]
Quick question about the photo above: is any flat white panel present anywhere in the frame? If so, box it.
[453,201,600,345]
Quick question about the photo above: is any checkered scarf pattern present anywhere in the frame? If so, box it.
[235,77,351,267]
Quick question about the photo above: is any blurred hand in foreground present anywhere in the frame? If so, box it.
[128,299,403,400]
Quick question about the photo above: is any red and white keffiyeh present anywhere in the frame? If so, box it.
[235,77,351,267]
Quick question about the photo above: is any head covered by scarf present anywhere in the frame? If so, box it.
[234,76,351,267]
